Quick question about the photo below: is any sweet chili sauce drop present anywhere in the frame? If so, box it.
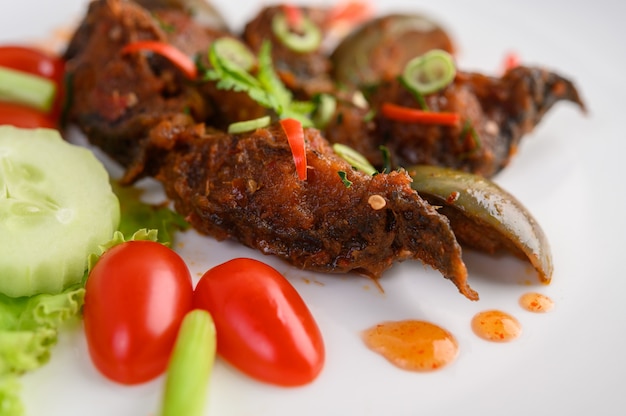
[362,320,458,371]
[471,310,522,342]
[519,292,554,313]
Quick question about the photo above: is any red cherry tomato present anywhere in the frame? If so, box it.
[0,45,65,121]
[193,258,325,387]
[0,102,57,129]
[83,240,194,385]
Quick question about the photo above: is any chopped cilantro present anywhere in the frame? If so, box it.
[337,171,352,188]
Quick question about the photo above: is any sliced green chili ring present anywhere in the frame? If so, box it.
[401,49,456,96]
[212,36,256,72]
[0,66,56,112]
[271,12,322,53]
[333,143,377,175]
[227,115,271,134]
[313,93,337,129]
[399,75,428,110]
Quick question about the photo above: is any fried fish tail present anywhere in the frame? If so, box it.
[501,66,587,130]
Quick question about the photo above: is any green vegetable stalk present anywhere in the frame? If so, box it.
[0,66,56,112]
[160,309,217,416]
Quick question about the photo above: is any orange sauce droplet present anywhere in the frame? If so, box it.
[362,320,458,371]
[471,310,522,342]
[519,292,554,313]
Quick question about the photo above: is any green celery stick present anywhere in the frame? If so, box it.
[160,309,217,416]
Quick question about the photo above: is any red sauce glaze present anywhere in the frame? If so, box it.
[471,310,522,342]
[519,292,554,313]
[362,320,458,371]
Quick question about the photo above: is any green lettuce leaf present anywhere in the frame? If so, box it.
[112,180,189,244]
[0,285,85,415]
[0,375,23,416]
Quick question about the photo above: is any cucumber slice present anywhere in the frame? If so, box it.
[0,126,120,297]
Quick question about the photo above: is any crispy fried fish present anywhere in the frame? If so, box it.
[157,122,477,300]
[325,66,586,177]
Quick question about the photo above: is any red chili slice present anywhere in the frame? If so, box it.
[121,41,197,79]
[279,118,307,181]
[381,102,460,126]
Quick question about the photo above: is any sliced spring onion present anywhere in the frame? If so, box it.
[381,102,460,126]
[401,49,456,95]
[313,93,337,129]
[0,66,56,112]
[272,10,322,53]
[212,37,256,72]
[332,143,377,175]
[121,41,198,79]
[227,115,271,134]
[160,309,216,416]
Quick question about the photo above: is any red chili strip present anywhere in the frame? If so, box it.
[326,1,374,28]
[502,51,520,72]
[282,4,303,30]
[121,41,197,79]
[381,102,460,126]
[279,118,307,180]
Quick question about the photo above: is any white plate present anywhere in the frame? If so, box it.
[2,0,625,415]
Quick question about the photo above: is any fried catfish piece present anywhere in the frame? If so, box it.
[158,123,477,300]
[326,66,586,178]
[64,0,225,183]
[242,5,335,99]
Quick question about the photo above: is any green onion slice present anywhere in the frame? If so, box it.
[271,12,322,53]
[401,49,456,96]
[212,36,256,72]
[333,143,377,175]
[313,93,337,129]
[227,115,271,134]
[0,66,56,112]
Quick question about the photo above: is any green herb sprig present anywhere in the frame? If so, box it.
[203,39,314,127]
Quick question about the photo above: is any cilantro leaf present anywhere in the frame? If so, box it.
[203,39,313,127]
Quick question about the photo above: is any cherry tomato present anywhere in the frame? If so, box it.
[83,240,193,385]
[0,45,65,121]
[0,102,57,128]
[193,258,325,387]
